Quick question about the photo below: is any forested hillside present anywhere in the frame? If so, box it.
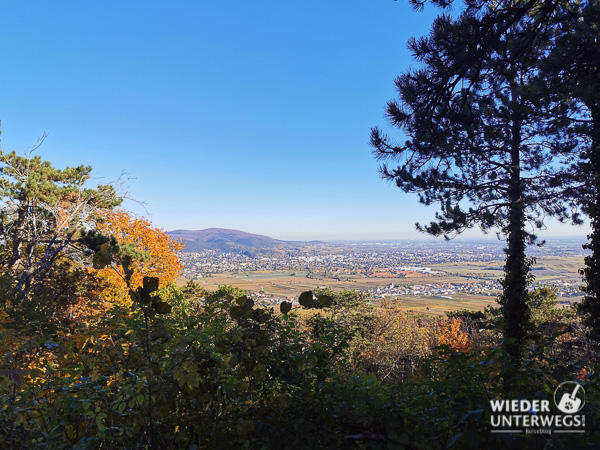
[168,228,316,255]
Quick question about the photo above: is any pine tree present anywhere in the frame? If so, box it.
[404,0,600,339]
[371,6,578,358]
[0,135,122,298]
[542,1,600,339]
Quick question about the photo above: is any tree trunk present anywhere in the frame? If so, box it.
[6,204,28,274]
[501,88,529,361]
[502,192,528,360]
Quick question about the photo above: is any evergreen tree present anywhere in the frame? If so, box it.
[371,7,578,358]
[0,133,122,298]
[542,0,600,339]
[404,0,600,339]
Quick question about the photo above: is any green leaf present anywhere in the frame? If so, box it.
[150,328,171,339]
[445,433,463,449]
[251,309,267,323]
[317,294,333,307]
[124,266,134,281]
[153,301,172,314]
[280,301,292,315]
[229,306,244,319]
[117,401,127,414]
[298,291,314,308]
[131,287,152,304]
[122,254,132,269]
[459,409,483,423]
[236,296,254,309]
[95,413,107,431]
[143,276,159,292]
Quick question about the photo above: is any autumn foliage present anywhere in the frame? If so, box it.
[348,300,430,380]
[93,210,183,304]
[435,317,471,353]
[342,299,472,381]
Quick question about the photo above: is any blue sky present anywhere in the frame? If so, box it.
[0,0,590,241]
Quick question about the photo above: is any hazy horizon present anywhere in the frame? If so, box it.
[167,224,590,244]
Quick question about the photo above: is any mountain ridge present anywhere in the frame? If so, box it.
[168,228,323,254]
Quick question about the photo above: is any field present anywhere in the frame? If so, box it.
[179,256,585,315]
[182,271,440,296]
[430,256,584,280]
[389,294,498,316]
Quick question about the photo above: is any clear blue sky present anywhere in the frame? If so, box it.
[0,0,589,241]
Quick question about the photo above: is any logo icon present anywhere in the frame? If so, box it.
[554,381,585,414]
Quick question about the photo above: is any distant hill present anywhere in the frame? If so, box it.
[168,228,316,255]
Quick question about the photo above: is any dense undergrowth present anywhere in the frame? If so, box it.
[1,252,598,449]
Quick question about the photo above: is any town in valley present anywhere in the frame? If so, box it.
[173,230,586,316]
